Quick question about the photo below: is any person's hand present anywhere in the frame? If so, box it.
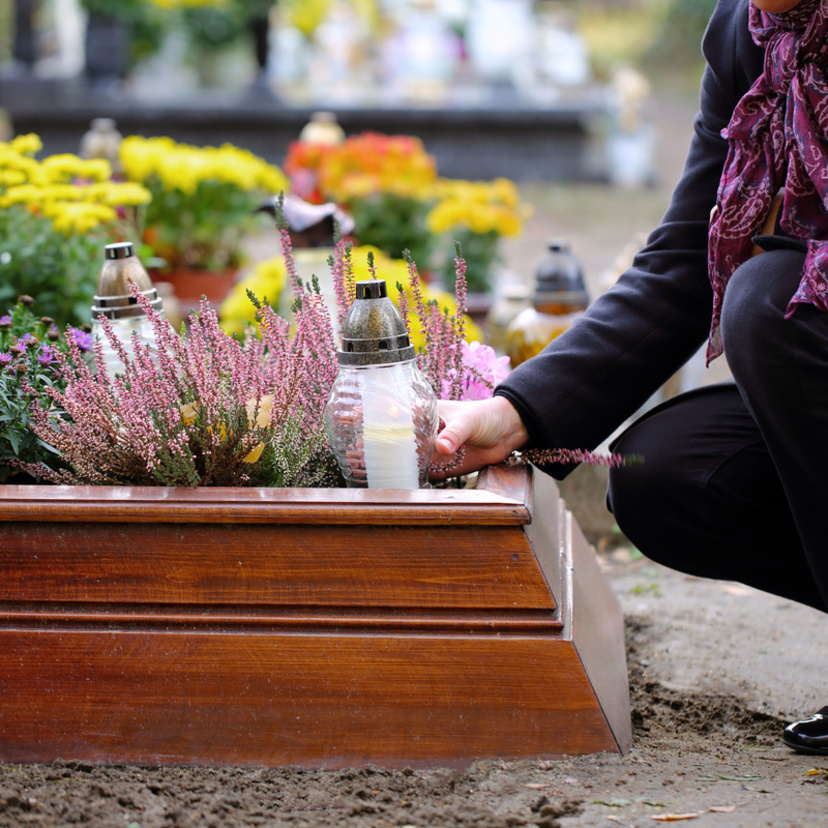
[430,396,529,480]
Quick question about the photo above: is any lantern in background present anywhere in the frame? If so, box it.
[505,238,588,368]
[325,279,438,489]
[91,241,162,377]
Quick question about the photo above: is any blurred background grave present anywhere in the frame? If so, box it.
[0,0,714,182]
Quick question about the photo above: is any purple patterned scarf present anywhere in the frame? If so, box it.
[707,0,828,361]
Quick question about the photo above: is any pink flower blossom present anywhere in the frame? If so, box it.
[457,340,510,401]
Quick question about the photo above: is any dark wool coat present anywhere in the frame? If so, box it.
[494,0,766,475]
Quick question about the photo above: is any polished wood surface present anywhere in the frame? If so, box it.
[0,462,631,765]
[0,470,531,525]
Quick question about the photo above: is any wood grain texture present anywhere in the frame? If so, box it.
[0,631,617,767]
[0,462,631,766]
[0,523,554,611]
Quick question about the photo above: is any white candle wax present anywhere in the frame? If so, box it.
[359,364,420,489]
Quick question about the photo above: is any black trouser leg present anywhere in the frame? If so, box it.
[607,248,828,613]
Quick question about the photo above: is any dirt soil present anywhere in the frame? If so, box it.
[1,553,827,828]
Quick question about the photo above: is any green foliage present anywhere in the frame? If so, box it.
[0,204,106,329]
[79,0,166,66]
[438,229,500,294]
[245,412,343,488]
[181,4,248,49]
[349,194,435,273]
[0,299,89,482]
[143,178,266,271]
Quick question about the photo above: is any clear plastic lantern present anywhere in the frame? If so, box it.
[91,241,163,378]
[325,279,439,489]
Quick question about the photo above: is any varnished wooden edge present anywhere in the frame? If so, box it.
[563,509,633,755]
[0,604,563,636]
[0,463,533,526]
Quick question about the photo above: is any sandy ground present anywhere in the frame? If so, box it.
[2,82,826,827]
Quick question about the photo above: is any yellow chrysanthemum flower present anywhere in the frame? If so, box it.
[40,183,86,203]
[219,257,288,337]
[8,133,42,157]
[282,0,332,37]
[42,154,88,184]
[90,181,152,207]
[119,135,289,196]
[0,169,26,187]
[426,177,531,238]
[41,201,117,235]
[0,152,45,185]
[0,184,44,208]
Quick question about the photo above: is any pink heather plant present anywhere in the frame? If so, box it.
[23,272,341,487]
[394,244,496,403]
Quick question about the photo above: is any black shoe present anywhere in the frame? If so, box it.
[783,706,828,755]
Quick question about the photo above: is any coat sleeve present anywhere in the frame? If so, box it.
[493,0,764,475]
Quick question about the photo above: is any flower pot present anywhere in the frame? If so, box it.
[150,265,239,312]
[0,462,631,767]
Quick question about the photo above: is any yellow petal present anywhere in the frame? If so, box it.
[243,443,265,464]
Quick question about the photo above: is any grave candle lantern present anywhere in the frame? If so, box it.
[91,241,163,377]
[325,279,439,489]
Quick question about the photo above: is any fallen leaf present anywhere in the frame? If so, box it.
[651,815,699,822]
[525,783,553,789]
[721,584,752,596]
[709,805,737,813]
[805,767,828,777]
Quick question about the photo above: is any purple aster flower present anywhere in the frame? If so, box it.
[68,327,93,351]
[0,315,11,327]
[37,345,56,365]
[0,352,12,366]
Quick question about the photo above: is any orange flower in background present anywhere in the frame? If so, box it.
[282,130,529,288]
[318,132,438,203]
[285,132,438,206]
[283,141,335,204]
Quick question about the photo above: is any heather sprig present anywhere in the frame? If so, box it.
[513,448,640,469]
[395,243,500,405]
[329,237,356,332]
